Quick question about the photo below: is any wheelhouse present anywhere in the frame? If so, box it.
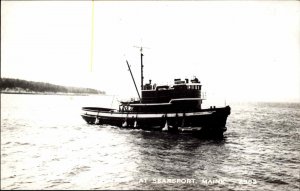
[140,77,202,104]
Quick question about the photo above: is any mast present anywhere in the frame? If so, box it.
[134,45,149,91]
[126,60,141,102]
[140,47,144,91]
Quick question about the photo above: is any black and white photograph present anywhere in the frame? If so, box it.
[1,0,299,190]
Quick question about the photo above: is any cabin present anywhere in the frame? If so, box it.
[141,77,202,104]
[117,77,204,113]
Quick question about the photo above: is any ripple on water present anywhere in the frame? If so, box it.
[66,165,91,177]
[1,95,300,190]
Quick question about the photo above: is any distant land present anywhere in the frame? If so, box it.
[0,78,105,95]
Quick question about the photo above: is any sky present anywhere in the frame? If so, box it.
[1,1,300,102]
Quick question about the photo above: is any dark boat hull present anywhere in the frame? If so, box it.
[81,106,231,137]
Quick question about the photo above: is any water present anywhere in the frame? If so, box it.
[1,94,300,190]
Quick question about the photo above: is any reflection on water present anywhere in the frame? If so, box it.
[1,94,300,190]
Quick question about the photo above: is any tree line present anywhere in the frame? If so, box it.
[0,78,105,95]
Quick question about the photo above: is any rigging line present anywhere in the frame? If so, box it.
[126,60,141,102]
[90,0,95,72]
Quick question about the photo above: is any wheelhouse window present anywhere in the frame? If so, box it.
[189,85,200,90]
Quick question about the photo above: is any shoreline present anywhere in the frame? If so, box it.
[0,91,104,96]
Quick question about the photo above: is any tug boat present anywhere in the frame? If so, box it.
[81,48,230,137]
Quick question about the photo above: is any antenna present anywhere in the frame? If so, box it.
[133,45,150,91]
[133,39,150,53]
[133,46,150,53]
